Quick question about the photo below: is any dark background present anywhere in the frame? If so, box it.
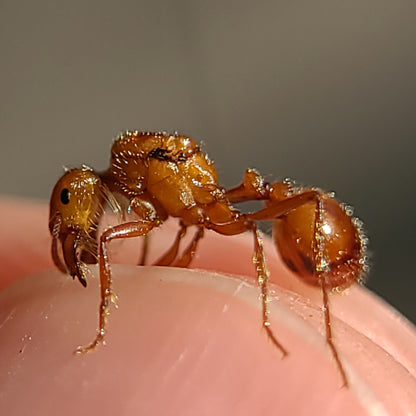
[1,1,415,323]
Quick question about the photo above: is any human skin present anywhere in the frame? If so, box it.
[0,197,415,415]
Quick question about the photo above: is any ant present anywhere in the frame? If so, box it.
[49,131,368,387]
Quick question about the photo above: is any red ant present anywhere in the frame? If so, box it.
[49,131,368,386]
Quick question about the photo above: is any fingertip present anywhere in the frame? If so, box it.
[1,265,407,415]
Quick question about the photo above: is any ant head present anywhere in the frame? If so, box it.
[49,167,103,236]
[49,167,104,287]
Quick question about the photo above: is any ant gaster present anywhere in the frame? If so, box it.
[49,131,368,387]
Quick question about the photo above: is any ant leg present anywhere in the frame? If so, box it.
[75,220,158,354]
[228,173,350,384]
[244,192,349,385]
[153,222,187,266]
[245,190,320,221]
[320,275,349,387]
[312,200,348,386]
[138,234,150,266]
[205,218,288,356]
[251,224,289,356]
[173,226,205,267]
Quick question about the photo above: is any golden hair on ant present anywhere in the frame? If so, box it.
[49,130,368,386]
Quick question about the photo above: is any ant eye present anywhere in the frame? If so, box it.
[60,188,71,205]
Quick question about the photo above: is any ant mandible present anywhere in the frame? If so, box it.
[49,131,368,387]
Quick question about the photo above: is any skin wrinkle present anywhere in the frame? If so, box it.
[0,307,16,330]
[162,350,187,385]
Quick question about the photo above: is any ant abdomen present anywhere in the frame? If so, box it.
[273,194,366,290]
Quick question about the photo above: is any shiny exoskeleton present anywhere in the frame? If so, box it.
[49,131,368,386]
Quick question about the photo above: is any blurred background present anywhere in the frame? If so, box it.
[1,0,415,323]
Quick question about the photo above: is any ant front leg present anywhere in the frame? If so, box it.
[76,220,159,354]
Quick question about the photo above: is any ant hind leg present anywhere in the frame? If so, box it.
[205,218,288,356]
[225,173,350,385]
[319,276,349,387]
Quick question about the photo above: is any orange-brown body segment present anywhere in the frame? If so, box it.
[274,193,363,290]
[103,131,234,225]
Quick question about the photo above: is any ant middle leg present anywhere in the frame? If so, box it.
[150,222,205,268]
[153,222,188,266]
[173,226,205,267]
